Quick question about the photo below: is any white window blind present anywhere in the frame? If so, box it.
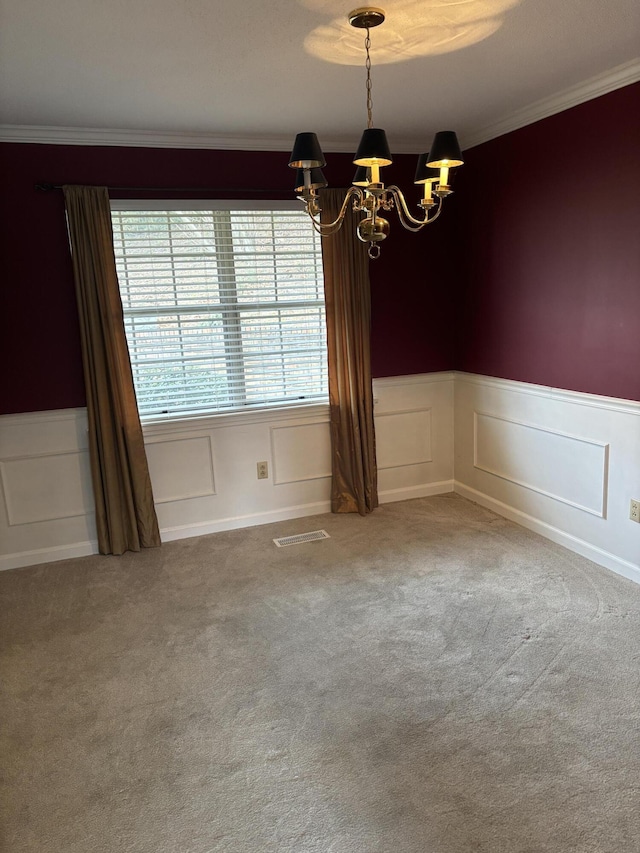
[111,205,328,420]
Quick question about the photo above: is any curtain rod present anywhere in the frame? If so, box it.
[35,182,291,194]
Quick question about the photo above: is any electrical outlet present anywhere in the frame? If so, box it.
[630,499,640,523]
[257,461,269,480]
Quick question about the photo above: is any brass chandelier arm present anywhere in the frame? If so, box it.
[307,216,345,238]
[302,186,365,235]
[387,186,443,231]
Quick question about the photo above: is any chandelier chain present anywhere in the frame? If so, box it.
[365,28,373,129]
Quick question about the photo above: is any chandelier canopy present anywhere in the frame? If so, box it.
[289,7,464,258]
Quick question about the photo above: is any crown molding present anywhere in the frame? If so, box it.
[0,126,301,150]
[0,124,422,154]
[1,60,638,152]
[460,58,640,150]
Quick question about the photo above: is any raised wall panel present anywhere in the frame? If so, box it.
[454,374,640,582]
[145,435,216,503]
[473,411,608,517]
[0,450,91,525]
[375,409,432,470]
[271,421,331,485]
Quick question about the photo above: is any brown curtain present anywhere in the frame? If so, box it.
[320,188,378,515]
[63,185,161,555]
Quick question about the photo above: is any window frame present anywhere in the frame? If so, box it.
[110,198,329,427]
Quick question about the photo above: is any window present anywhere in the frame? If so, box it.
[111,201,328,421]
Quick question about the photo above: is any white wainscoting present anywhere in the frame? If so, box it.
[374,373,454,501]
[0,373,455,570]
[0,409,98,569]
[6,372,636,580]
[455,373,640,584]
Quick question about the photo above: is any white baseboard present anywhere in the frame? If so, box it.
[378,480,454,503]
[161,480,456,540]
[0,501,333,569]
[454,481,640,586]
[0,482,458,570]
[0,501,335,569]
[0,540,99,572]
[159,499,333,541]
[4,480,635,582]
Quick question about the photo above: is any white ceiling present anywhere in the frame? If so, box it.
[1,0,639,151]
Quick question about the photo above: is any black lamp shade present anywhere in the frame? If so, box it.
[294,168,327,193]
[354,128,393,167]
[414,153,439,184]
[289,133,326,169]
[352,166,370,187]
[426,131,464,168]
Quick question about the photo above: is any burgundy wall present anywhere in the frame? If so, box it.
[0,143,454,415]
[3,83,637,416]
[369,193,455,378]
[455,82,640,401]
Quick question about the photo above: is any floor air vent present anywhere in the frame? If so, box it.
[273,530,330,548]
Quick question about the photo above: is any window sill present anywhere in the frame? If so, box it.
[141,401,330,437]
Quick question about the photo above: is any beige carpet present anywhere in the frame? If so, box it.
[2,494,640,852]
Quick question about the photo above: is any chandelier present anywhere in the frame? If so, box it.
[289,6,464,258]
